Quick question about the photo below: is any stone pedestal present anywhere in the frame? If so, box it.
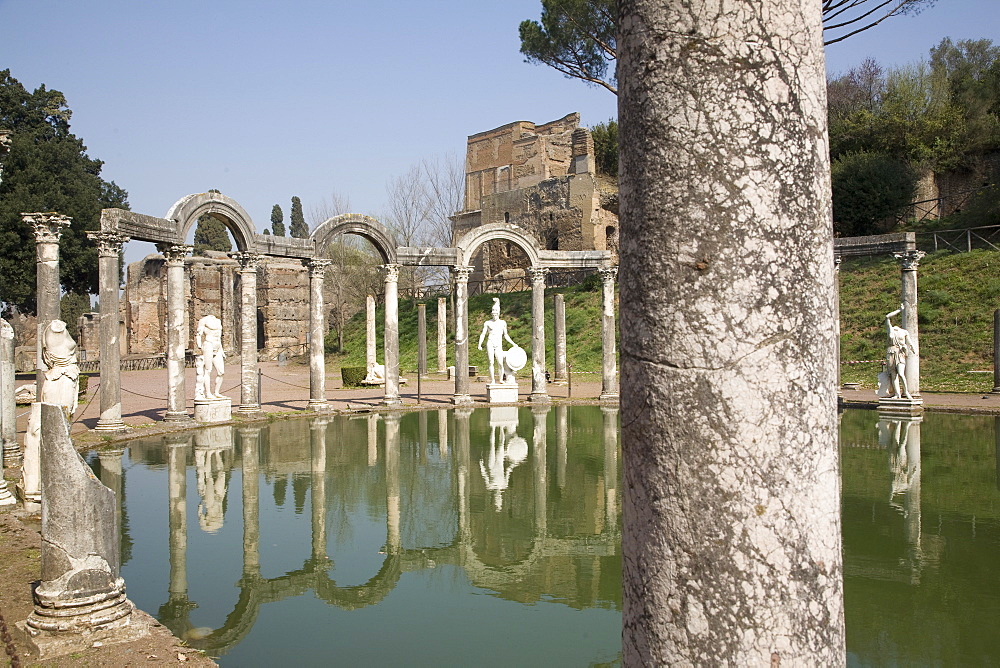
[194,398,232,422]
[877,397,924,416]
[487,382,519,403]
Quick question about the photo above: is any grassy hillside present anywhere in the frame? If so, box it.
[325,275,611,377]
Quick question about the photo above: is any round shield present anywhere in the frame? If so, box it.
[504,345,527,372]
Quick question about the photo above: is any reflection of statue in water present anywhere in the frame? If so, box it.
[479,418,529,510]
[41,319,80,416]
[877,306,916,400]
[195,315,225,400]
[478,298,524,384]
[195,446,228,533]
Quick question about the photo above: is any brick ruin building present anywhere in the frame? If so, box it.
[450,112,619,284]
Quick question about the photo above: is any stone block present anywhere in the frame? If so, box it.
[194,397,232,423]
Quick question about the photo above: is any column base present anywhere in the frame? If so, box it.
[2,442,23,467]
[529,392,551,404]
[877,396,924,415]
[307,400,331,412]
[94,418,129,433]
[382,396,404,407]
[162,411,193,423]
[236,403,262,416]
[992,387,1000,394]
[0,481,15,507]
[452,394,474,406]
[599,392,619,402]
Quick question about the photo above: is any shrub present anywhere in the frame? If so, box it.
[341,366,366,387]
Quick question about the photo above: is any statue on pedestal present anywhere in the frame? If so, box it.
[877,305,916,400]
[195,315,225,400]
[478,298,525,385]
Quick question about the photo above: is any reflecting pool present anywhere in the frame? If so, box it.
[87,407,1000,665]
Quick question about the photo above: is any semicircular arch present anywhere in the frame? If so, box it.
[455,223,542,268]
[166,192,258,252]
[311,213,399,264]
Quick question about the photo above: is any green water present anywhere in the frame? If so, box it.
[88,407,1000,665]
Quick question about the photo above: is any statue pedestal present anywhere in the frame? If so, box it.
[194,397,231,423]
[877,396,923,415]
[487,382,519,404]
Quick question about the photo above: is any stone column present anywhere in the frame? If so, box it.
[87,232,130,432]
[437,297,448,373]
[1,318,18,466]
[307,259,332,411]
[25,213,71,397]
[599,267,619,400]
[452,266,473,405]
[381,264,402,406]
[895,250,925,397]
[310,417,329,565]
[529,267,550,403]
[366,294,377,372]
[238,427,261,580]
[553,294,567,384]
[417,303,427,379]
[161,244,193,422]
[233,252,263,414]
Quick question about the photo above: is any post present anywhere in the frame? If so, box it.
[366,294,377,372]
[452,266,473,405]
[417,302,427,379]
[437,297,448,373]
[382,264,402,406]
[307,259,332,411]
[233,252,263,415]
[619,0,845,661]
[25,213,71,399]
[161,244,193,422]
[895,250,925,397]
[553,293,567,383]
[88,232,130,432]
[529,266,550,403]
[599,267,619,400]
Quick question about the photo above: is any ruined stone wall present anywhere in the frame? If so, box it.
[256,259,308,360]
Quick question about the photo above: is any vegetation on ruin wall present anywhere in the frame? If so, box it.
[839,249,1000,393]
[326,275,611,376]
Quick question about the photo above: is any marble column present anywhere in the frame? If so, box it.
[384,413,401,553]
[602,405,619,527]
[88,232,130,432]
[161,244,193,422]
[366,294,377,372]
[529,267,550,403]
[599,267,619,400]
[382,264,402,406]
[233,252,263,414]
[310,417,329,565]
[25,213,71,398]
[238,427,261,580]
[417,303,427,379]
[307,259,332,411]
[452,266,474,405]
[1,318,18,466]
[553,293,567,384]
[437,297,448,373]
[895,250,925,397]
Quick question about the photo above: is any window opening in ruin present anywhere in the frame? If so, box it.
[504,212,510,224]
[545,228,559,251]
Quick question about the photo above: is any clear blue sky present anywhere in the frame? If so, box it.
[0,0,995,262]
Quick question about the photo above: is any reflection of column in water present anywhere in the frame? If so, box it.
[193,426,233,534]
[98,447,125,543]
[419,410,428,462]
[556,405,567,491]
[165,434,191,608]
[384,414,401,553]
[995,416,1000,491]
[438,409,449,458]
[310,417,329,565]
[455,408,472,540]
[532,406,549,534]
[602,406,619,529]
[238,426,261,578]
[367,414,378,467]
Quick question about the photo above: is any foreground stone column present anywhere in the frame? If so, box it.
[88,232,130,432]
[366,295,377,373]
[599,267,619,400]
[553,294,567,384]
[24,404,134,648]
[161,244,193,422]
[896,250,925,397]
[382,265,402,406]
[618,0,845,662]
[452,266,473,405]
[1,318,19,467]
[25,213,71,398]
[529,267,549,402]
[233,252,263,414]
[307,259,332,411]
[437,297,448,372]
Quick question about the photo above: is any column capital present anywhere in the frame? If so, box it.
[87,231,130,257]
[528,266,549,284]
[307,258,333,278]
[452,265,473,281]
[381,263,401,283]
[232,251,264,272]
[599,266,618,283]
[834,255,842,271]
[158,244,193,266]
[23,212,72,243]
[894,250,926,271]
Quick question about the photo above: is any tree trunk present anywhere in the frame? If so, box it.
[618,0,846,664]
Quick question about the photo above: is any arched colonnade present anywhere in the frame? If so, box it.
[92,192,616,426]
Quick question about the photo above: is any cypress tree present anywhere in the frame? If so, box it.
[289,196,309,238]
[270,203,285,236]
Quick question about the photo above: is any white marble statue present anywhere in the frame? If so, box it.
[478,298,525,384]
[41,319,80,416]
[877,305,916,400]
[195,315,225,400]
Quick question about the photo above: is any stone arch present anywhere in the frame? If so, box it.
[311,213,399,264]
[454,222,542,268]
[166,192,259,252]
